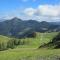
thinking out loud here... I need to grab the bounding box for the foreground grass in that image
[0,32,59,60]
[0,48,60,60]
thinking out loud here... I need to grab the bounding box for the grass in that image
[0,48,60,60]
[17,32,58,48]
[0,32,59,60]
[0,35,10,43]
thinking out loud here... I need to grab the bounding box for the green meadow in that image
[0,32,60,60]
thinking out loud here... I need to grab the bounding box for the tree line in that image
[0,32,36,51]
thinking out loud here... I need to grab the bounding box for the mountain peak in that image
[40,21,49,25]
[11,17,22,21]
[40,21,48,23]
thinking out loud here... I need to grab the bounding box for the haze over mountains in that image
[0,17,60,37]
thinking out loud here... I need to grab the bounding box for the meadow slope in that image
[0,32,60,60]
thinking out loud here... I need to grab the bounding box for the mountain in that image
[49,22,60,25]
[0,17,60,37]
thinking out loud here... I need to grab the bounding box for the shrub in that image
[0,42,7,51]
[26,32,36,38]
[7,39,15,49]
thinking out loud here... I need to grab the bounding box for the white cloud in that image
[38,5,60,17]
[24,5,60,17]
[24,8,36,16]
[2,5,60,22]
[23,5,60,21]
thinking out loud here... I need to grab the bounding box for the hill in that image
[0,32,60,60]
[0,32,58,50]
[39,32,60,49]
[0,35,10,44]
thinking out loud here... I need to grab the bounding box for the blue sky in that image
[0,0,60,11]
[0,0,60,21]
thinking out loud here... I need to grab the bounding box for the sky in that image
[0,0,60,21]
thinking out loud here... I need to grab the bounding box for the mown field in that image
[0,32,60,60]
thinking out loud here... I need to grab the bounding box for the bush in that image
[14,39,20,45]
[26,32,36,38]
[7,39,15,49]
[0,42,7,51]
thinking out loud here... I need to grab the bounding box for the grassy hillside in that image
[17,32,58,48]
[0,32,60,60]
[0,35,10,42]
[0,32,58,48]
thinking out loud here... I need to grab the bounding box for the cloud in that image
[38,5,60,17]
[24,8,36,16]
[2,4,60,22]
[24,5,60,17]
[23,5,60,21]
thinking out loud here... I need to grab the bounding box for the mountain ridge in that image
[0,17,60,37]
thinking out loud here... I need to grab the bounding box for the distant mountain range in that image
[49,22,60,25]
[0,17,60,37]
